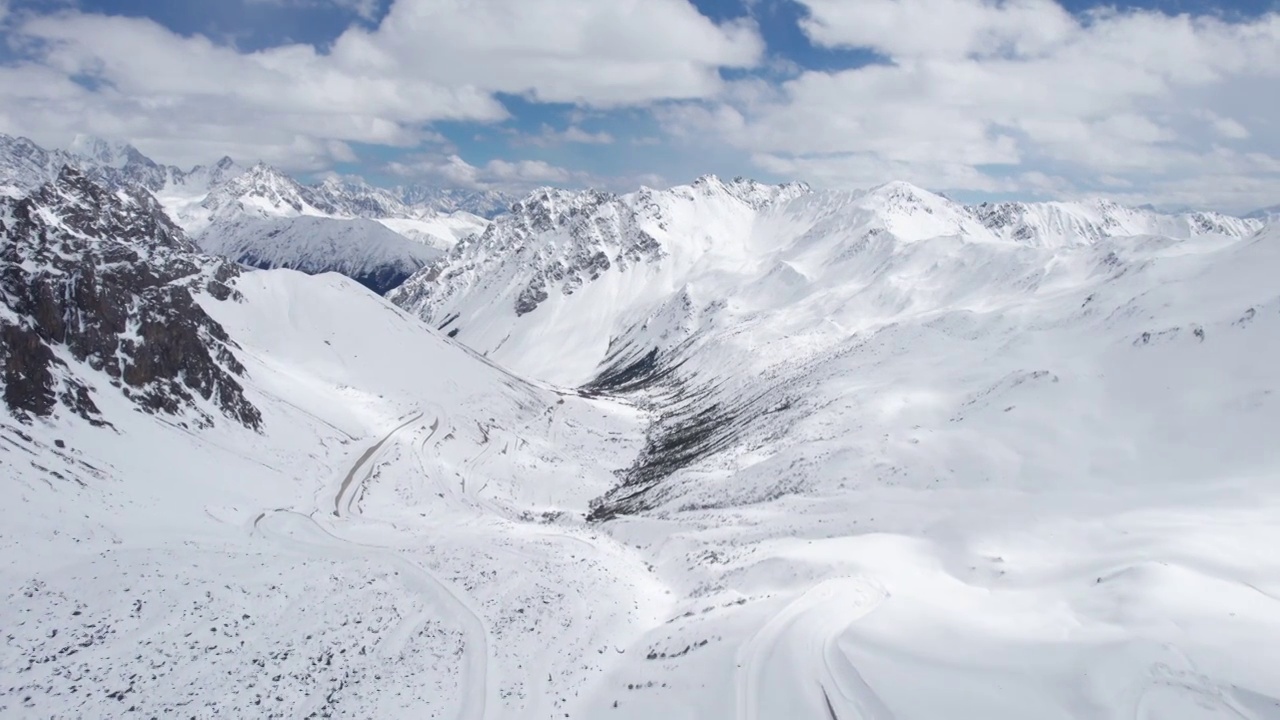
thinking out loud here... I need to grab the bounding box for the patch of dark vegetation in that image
[584,329,835,521]
[587,354,786,521]
[580,348,685,397]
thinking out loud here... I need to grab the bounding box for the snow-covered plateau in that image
[3,168,1279,719]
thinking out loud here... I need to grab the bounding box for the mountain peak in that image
[866,179,935,200]
[68,134,151,169]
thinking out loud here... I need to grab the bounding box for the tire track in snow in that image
[735,577,891,720]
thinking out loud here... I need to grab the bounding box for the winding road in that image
[252,408,494,720]
[333,411,424,517]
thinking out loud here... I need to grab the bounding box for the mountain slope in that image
[391,177,1262,384]
[4,167,1280,719]
[199,215,444,294]
[1,175,658,718]
[0,166,259,429]
[395,178,1280,719]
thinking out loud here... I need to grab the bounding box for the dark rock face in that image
[0,166,261,429]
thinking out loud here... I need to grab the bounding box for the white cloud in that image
[330,0,761,106]
[246,0,383,21]
[664,1,1280,210]
[388,153,581,191]
[486,159,571,184]
[800,0,1076,60]
[386,151,672,194]
[519,124,615,147]
[0,0,761,169]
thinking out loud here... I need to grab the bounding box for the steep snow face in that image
[197,215,443,294]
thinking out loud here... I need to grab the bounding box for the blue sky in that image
[1,0,1278,210]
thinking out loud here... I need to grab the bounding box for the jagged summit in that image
[972,197,1261,246]
[202,162,322,222]
[67,134,153,170]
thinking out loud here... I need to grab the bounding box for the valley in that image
[2,161,1279,718]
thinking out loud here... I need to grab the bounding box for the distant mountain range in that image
[0,134,509,293]
[392,175,1264,385]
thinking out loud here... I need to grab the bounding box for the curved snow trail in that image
[333,411,424,517]
[253,510,492,720]
[735,577,892,720]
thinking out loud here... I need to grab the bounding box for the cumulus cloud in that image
[388,153,580,191]
[387,151,673,195]
[518,124,616,147]
[246,0,384,21]
[666,0,1280,210]
[0,0,760,169]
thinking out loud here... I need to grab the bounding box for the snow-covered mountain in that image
[1,170,647,718]
[0,166,259,428]
[0,134,491,293]
[398,185,517,219]
[974,196,1260,245]
[390,176,1263,383]
[387,175,1280,719]
[187,163,486,292]
[5,167,1280,719]
[200,215,444,294]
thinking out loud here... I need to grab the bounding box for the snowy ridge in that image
[1246,203,1280,223]
[392,177,1261,384]
[190,164,486,293]
[199,215,444,294]
[974,196,1262,246]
